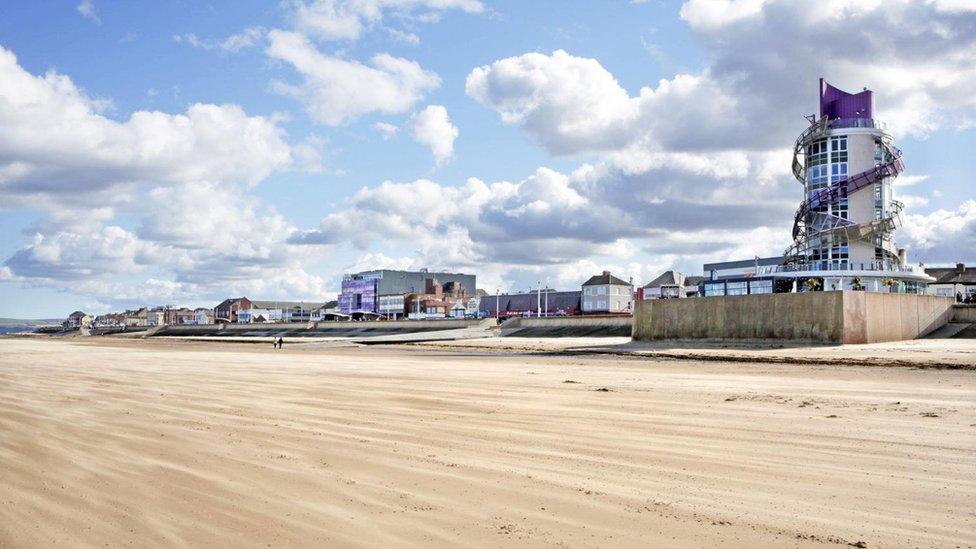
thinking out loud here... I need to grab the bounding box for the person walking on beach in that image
[277,337,284,349]
[272,338,278,349]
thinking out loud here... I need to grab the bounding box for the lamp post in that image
[544,277,550,317]
[537,280,542,318]
[495,288,500,321]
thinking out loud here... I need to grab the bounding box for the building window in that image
[704,283,725,297]
[597,286,607,295]
[807,139,828,167]
[830,136,848,163]
[749,280,772,294]
[726,281,748,296]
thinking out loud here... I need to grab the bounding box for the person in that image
[272,339,277,349]
[277,337,284,349]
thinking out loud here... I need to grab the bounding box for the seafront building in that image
[640,271,705,299]
[926,264,976,300]
[481,289,581,318]
[704,80,934,296]
[63,311,91,329]
[338,269,476,317]
[581,271,633,314]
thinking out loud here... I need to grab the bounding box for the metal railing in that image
[758,261,922,275]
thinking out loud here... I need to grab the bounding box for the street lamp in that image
[536,280,541,318]
[495,288,500,322]
[544,277,550,317]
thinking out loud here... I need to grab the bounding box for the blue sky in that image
[1,0,974,318]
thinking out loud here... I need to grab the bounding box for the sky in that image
[0,0,974,318]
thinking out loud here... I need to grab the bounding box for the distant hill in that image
[0,318,62,327]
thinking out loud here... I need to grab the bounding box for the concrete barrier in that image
[633,292,953,344]
[149,318,487,338]
[501,315,632,337]
[952,305,976,322]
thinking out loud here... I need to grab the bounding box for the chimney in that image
[897,248,907,266]
[957,263,965,273]
[602,270,610,276]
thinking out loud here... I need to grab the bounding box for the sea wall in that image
[151,318,486,338]
[501,315,632,337]
[632,292,953,344]
[952,305,976,322]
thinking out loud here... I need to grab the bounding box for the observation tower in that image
[772,79,933,293]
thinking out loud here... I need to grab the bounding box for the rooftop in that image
[925,264,976,285]
[582,271,631,287]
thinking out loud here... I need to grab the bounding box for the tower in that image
[781,79,932,292]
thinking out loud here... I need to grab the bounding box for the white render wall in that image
[582,284,634,313]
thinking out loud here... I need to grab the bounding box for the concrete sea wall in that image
[633,292,954,344]
[152,318,486,338]
[501,315,632,337]
[952,305,976,322]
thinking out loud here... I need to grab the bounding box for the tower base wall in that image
[632,292,953,344]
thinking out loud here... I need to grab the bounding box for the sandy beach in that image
[1,337,973,547]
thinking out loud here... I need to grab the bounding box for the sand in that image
[412,336,976,369]
[0,338,973,547]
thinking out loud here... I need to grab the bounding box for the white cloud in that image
[374,121,399,139]
[410,105,458,165]
[466,50,639,155]
[76,0,101,24]
[220,26,267,52]
[174,27,267,52]
[901,200,976,263]
[386,28,421,45]
[895,174,930,187]
[266,29,440,125]
[5,226,160,281]
[678,0,765,29]
[0,45,333,308]
[292,0,483,42]
[0,46,291,212]
[469,3,976,157]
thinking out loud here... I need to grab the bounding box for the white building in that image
[581,271,633,314]
[642,271,705,299]
[767,79,933,293]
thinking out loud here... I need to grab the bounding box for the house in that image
[63,311,91,329]
[124,307,149,327]
[926,264,976,301]
[164,307,197,325]
[581,271,633,314]
[403,278,471,320]
[193,308,214,325]
[640,271,706,299]
[147,308,166,326]
[93,312,124,327]
[214,297,251,323]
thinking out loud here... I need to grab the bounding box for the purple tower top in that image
[819,78,873,120]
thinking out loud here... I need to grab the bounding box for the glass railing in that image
[758,261,921,275]
[828,118,887,131]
